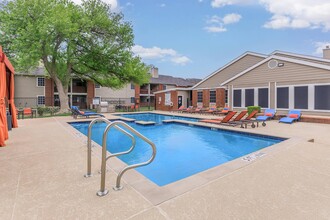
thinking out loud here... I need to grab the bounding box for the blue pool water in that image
[71,121,283,186]
[119,113,199,124]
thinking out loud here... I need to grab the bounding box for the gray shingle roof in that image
[15,66,47,76]
[150,75,201,87]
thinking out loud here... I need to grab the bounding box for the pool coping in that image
[64,113,309,205]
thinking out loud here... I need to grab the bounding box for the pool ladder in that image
[85,118,156,196]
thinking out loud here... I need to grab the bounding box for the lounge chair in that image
[279,110,301,124]
[230,110,259,128]
[256,109,276,126]
[191,107,203,114]
[204,107,217,114]
[172,105,186,113]
[71,106,104,119]
[181,106,194,113]
[214,107,229,115]
[199,111,237,124]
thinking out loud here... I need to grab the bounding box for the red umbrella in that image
[0,46,18,147]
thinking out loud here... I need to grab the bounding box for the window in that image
[258,88,269,108]
[163,85,167,90]
[197,91,203,102]
[37,96,45,105]
[131,97,135,103]
[245,89,254,107]
[277,87,289,109]
[95,83,101,88]
[294,86,308,109]
[225,89,228,104]
[209,90,216,103]
[233,90,242,107]
[37,77,45,87]
[131,83,135,89]
[315,85,330,110]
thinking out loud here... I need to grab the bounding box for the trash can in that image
[7,111,12,131]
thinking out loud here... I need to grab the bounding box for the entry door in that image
[178,96,183,108]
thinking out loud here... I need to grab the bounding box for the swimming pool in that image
[119,113,199,124]
[71,120,283,186]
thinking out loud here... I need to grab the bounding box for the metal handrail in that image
[97,121,156,197]
[85,118,135,178]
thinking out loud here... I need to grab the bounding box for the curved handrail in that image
[85,118,135,177]
[97,121,156,196]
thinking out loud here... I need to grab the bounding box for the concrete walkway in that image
[1,113,330,219]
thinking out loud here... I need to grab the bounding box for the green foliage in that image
[37,106,60,116]
[0,0,150,110]
[247,106,261,115]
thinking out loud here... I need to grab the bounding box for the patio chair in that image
[23,108,33,118]
[199,111,237,124]
[230,110,259,128]
[279,110,301,124]
[256,109,276,126]
[71,106,104,119]
[204,106,217,114]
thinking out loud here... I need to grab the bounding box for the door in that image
[178,96,183,108]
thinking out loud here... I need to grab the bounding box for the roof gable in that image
[192,52,267,89]
[221,55,330,86]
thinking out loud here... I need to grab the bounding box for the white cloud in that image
[72,0,118,9]
[160,3,166,7]
[211,0,254,8]
[198,0,203,2]
[314,42,330,55]
[204,14,241,33]
[223,13,242,24]
[132,45,191,65]
[204,26,227,33]
[260,0,330,31]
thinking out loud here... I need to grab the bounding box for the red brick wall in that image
[192,90,197,107]
[203,89,210,107]
[86,81,94,108]
[216,88,226,107]
[155,91,178,111]
[45,78,54,106]
[135,84,140,104]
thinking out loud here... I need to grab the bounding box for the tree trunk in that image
[53,77,70,113]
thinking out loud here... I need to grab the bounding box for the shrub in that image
[247,106,261,115]
[37,106,47,116]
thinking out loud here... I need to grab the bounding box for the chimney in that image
[323,45,330,59]
[150,66,159,78]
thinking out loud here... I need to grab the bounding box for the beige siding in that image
[95,84,135,99]
[14,75,45,108]
[228,60,330,87]
[194,55,265,89]
[274,53,330,66]
[15,76,44,97]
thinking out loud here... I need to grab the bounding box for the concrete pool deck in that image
[1,111,330,219]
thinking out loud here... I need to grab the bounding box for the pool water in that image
[71,120,283,186]
[119,113,199,124]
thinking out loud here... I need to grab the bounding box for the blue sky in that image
[75,0,330,79]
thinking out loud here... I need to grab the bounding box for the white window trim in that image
[36,77,45,87]
[275,83,330,112]
[233,86,270,109]
[37,95,45,106]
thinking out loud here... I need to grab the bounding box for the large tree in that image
[0,0,149,112]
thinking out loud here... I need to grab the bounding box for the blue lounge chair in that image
[279,110,301,124]
[71,106,104,119]
[256,109,276,126]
